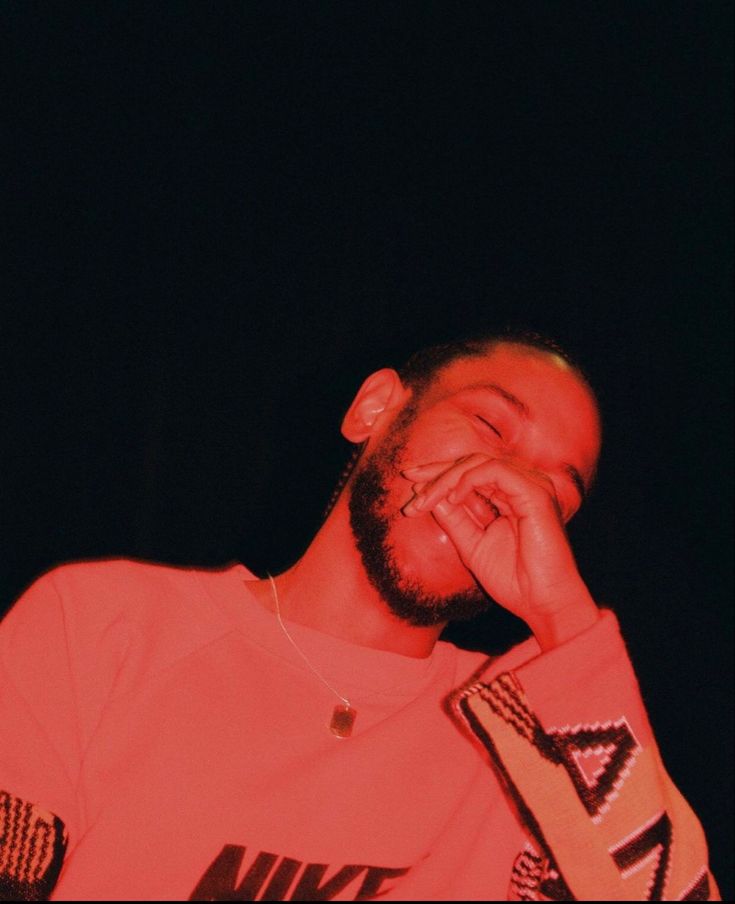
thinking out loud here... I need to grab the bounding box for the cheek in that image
[392,424,477,496]
[391,424,486,514]
[411,419,472,461]
[388,508,474,592]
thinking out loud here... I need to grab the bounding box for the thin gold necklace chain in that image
[267,573,351,710]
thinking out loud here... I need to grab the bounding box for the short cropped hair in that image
[396,327,594,403]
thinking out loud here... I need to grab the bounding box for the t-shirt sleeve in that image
[453,610,720,901]
[0,571,77,899]
[0,562,141,901]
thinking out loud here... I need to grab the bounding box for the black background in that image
[3,2,733,896]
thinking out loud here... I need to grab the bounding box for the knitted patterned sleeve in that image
[453,611,720,902]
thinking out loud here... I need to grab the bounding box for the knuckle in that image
[455,473,472,496]
[456,453,479,466]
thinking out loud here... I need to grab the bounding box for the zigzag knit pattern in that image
[0,790,67,901]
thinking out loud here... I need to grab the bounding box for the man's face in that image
[348,343,602,627]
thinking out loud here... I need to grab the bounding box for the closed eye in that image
[475,415,503,439]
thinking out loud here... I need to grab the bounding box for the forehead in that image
[434,343,590,395]
[424,343,602,468]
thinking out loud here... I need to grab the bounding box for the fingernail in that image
[412,494,426,510]
[435,499,453,516]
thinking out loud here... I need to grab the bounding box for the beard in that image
[347,407,490,627]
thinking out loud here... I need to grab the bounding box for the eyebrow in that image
[461,381,588,504]
[463,382,530,417]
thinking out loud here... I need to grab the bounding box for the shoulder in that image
[8,557,215,626]
[43,555,210,595]
[2,558,238,682]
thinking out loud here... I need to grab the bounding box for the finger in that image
[429,498,486,564]
[405,454,486,514]
[463,490,503,528]
[399,481,427,516]
[401,461,466,517]
[446,459,558,517]
[403,482,503,529]
[409,475,503,528]
[400,461,454,480]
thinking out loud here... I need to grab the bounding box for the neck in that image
[253,498,444,658]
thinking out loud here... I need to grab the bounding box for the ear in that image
[341,368,411,443]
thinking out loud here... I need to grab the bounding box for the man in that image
[0,332,719,900]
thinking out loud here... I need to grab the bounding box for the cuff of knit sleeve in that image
[509,608,655,746]
[456,610,718,902]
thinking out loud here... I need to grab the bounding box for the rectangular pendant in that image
[329,704,356,738]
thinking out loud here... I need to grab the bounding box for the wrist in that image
[528,588,601,652]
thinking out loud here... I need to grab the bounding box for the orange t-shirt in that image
[0,559,718,900]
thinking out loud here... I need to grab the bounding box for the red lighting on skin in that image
[376,345,601,600]
[251,342,602,659]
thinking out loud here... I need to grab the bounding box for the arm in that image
[403,455,719,900]
[0,573,74,900]
[454,612,719,901]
